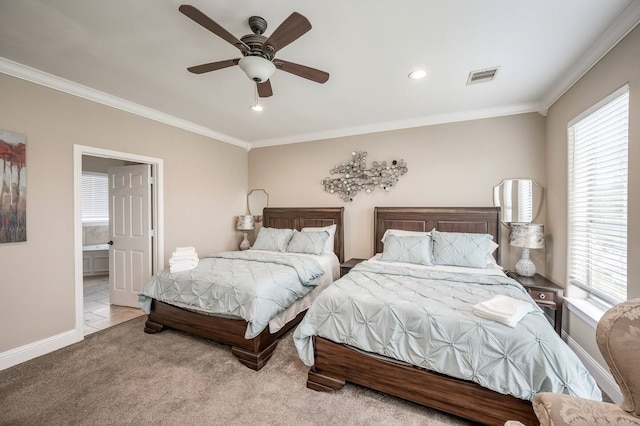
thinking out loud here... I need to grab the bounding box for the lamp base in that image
[515,248,536,277]
[239,232,250,251]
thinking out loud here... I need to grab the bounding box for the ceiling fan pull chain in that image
[251,85,263,112]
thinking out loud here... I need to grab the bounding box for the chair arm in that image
[534,392,640,425]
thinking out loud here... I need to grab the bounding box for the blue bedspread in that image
[293,261,601,401]
[139,250,324,338]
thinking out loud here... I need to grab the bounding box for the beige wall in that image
[0,73,248,352]
[545,25,640,352]
[249,113,547,268]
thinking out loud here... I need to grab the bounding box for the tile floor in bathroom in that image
[83,275,145,335]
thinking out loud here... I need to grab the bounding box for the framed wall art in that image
[0,130,27,243]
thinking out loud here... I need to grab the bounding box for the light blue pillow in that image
[381,235,433,266]
[252,227,295,252]
[431,230,493,268]
[286,231,329,255]
[302,224,336,254]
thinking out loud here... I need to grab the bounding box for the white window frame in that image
[81,172,109,225]
[567,84,629,306]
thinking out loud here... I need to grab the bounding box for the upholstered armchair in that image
[507,298,640,425]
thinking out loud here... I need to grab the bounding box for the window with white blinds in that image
[82,172,109,223]
[568,85,628,304]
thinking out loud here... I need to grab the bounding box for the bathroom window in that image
[82,172,109,224]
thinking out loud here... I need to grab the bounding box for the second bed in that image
[293,207,600,425]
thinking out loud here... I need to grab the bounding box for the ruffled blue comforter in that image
[139,250,324,338]
[293,261,601,401]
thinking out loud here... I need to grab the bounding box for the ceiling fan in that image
[179,4,330,98]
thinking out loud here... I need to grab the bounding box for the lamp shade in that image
[509,224,544,249]
[235,215,255,231]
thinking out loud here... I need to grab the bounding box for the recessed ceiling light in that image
[408,69,427,80]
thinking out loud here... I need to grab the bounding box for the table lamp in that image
[509,224,544,277]
[235,215,255,250]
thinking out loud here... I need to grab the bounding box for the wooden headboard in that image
[263,207,345,263]
[373,207,501,265]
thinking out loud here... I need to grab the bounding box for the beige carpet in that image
[0,316,473,425]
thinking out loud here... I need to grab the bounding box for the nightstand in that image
[506,271,564,335]
[340,258,366,277]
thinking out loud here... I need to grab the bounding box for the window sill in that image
[564,297,608,329]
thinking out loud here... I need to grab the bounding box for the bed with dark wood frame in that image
[144,207,344,371]
[306,207,538,426]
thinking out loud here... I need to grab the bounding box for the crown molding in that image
[3,55,538,151]
[0,57,249,150]
[541,1,640,109]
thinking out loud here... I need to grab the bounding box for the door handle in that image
[107,240,114,245]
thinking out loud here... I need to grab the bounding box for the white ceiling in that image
[1,0,639,149]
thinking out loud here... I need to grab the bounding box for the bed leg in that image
[143,318,165,334]
[307,369,346,391]
[231,340,278,371]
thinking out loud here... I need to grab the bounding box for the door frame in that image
[73,145,164,334]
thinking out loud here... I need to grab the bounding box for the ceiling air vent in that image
[467,67,500,85]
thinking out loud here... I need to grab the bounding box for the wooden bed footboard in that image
[145,300,306,370]
[309,337,537,426]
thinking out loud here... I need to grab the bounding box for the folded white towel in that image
[175,246,196,252]
[169,257,199,266]
[172,246,196,257]
[473,295,534,328]
[169,258,199,273]
[170,254,198,263]
[170,245,199,265]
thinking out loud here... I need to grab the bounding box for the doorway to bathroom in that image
[74,145,164,337]
[81,156,138,334]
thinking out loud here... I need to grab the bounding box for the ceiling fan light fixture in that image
[239,56,276,82]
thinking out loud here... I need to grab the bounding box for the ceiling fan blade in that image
[187,59,240,74]
[274,59,329,83]
[257,80,273,97]
[179,5,249,52]
[263,12,311,55]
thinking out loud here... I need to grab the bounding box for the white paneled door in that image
[108,164,152,307]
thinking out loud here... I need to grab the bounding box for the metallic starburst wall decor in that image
[322,151,408,202]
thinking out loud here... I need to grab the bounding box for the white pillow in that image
[487,240,500,268]
[302,224,336,254]
[381,228,433,244]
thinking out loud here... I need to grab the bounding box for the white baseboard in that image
[563,330,622,404]
[0,329,83,371]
